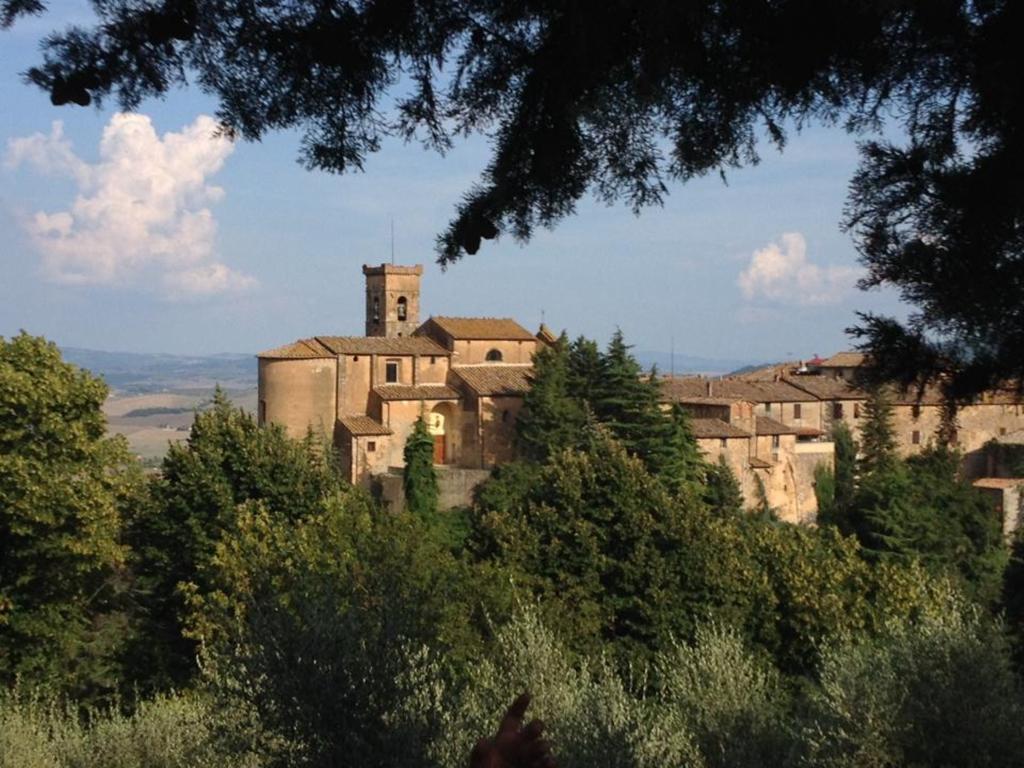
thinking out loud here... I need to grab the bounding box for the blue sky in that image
[0,4,907,362]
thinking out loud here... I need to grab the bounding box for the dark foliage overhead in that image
[6,1,1024,397]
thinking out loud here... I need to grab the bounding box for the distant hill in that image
[61,347,256,394]
[633,349,759,377]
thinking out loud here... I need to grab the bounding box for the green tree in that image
[703,455,744,516]
[813,463,836,523]
[471,427,719,663]
[128,389,345,687]
[851,447,1006,605]
[188,490,501,767]
[858,386,897,477]
[589,330,676,476]
[403,417,438,519]
[515,333,586,462]
[831,421,858,526]
[660,404,708,498]
[566,335,603,404]
[0,333,141,699]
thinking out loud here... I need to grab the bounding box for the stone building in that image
[258,264,540,498]
[665,352,1024,532]
[660,377,832,523]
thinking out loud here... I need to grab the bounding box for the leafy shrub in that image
[393,607,704,768]
[798,604,1024,768]
[0,691,269,768]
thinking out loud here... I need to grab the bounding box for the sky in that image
[0,4,909,363]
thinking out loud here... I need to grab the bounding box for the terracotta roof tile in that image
[784,377,867,401]
[317,336,449,356]
[756,416,801,435]
[818,351,867,368]
[338,415,392,436]
[257,338,334,359]
[453,365,532,395]
[373,384,460,401]
[660,376,811,403]
[691,418,751,439]
[425,316,536,341]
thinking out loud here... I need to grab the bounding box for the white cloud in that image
[5,113,255,298]
[737,232,861,306]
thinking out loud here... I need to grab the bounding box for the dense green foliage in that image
[516,333,587,462]
[0,690,270,768]
[0,333,142,700]
[403,417,439,520]
[4,334,1024,767]
[127,389,346,688]
[516,329,705,496]
[857,386,898,477]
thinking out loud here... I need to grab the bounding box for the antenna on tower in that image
[541,307,546,325]
[390,218,395,265]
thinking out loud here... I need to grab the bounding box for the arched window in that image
[486,348,503,362]
[397,296,408,321]
[372,296,380,323]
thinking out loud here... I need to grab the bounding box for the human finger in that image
[498,692,531,735]
[469,737,495,768]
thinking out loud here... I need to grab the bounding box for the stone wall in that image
[450,338,537,365]
[376,466,493,512]
[258,357,336,439]
[480,395,523,466]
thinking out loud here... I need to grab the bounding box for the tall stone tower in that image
[362,264,423,337]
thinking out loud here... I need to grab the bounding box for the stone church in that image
[257,264,546,489]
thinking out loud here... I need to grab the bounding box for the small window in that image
[385,360,399,383]
[486,348,503,362]
[793,403,802,419]
[720,438,727,449]
[765,402,772,414]
[353,355,359,362]
[853,403,861,418]
[833,403,844,419]
[430,356,436,364]
[912,430,921,445]
[397,296,408,321]
[367,441,376,453]
[912,404,921,419]
[772,435,780,449]
[372,296,380,323]
[1000,427,1007,436]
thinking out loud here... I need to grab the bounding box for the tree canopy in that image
[5,0,1023,398]
[0,332,141,699]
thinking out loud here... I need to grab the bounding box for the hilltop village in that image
[258,264,1024,530]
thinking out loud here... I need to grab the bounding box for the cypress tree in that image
[703,455,744,515]
[858,386,897,476]
[590,330,673,473]
[516,332,586,462]
[567,335,603,404]
[661,403,708,497]
[403,417,439,519]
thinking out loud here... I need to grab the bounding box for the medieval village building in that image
[258,265,1024,532]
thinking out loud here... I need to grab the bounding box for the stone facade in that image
[663,380,833,522]
[363,263,423,338]
[258,265,540,504]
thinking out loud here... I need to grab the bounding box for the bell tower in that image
[362,264,423,337]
